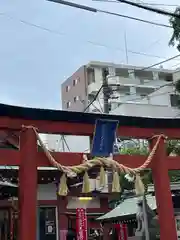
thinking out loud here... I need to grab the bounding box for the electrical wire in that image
[97,96,104,112]
[47,0,172,28]
[129,53,180,73]
[136,2,179,7]
[116,0,180,19]
[83,86,103,112]
[97,8,171,28]
[92,102,103,113]
[0,12,175,62]
[92,0,179,7]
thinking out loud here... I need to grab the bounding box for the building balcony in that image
[108,76,168,88]
[108,76,140,85]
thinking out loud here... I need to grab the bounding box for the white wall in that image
[145,85,173,106]
[94,67,103,84]
[111,102,179,118]
[37,183,57,200]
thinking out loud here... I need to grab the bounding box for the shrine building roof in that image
[97,195,156,222]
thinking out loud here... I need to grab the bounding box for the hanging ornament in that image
[99,166,106,188]
[82,171,91,193]
[134,174,145,196]
[112,171,121,193]
[58,173,68,196]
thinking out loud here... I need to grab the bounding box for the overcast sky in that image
[0,0,180,109]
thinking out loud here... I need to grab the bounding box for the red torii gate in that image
[0,103,179,240]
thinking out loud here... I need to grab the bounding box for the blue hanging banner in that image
[91,119,119,157]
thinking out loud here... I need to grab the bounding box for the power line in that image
[92,102,103,113]
[97,8,171,28]
[133,54,180,72]
[83,86,103,112]
[137,2,179,7]
[92,0,179,7]
[97,96,104,112]
[0,12,175,63]
[49,0,180,19]
[47,0,172,28]
[116,0,180,19]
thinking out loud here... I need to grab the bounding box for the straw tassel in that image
[99,166,106,188]
[134,174,145,196]
[112,171,121,193]
[58,173,68,196]
[82,171,91,193]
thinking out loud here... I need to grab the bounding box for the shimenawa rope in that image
[22,125,166,195]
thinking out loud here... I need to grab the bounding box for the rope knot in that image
[22,125,38,132]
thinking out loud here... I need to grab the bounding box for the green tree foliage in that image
[169,8,180,50]
[119,139,180,188]
[169,8,180,93]
[120,146,148,155]
[167,139,180,155]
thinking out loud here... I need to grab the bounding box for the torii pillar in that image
[19,127,38,240]
[151,136,177,240]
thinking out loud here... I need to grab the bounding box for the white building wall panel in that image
[37,184,57,200]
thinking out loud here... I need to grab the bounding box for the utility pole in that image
[102,68,109,114]
[102,68,115,194]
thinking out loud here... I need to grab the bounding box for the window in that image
[77,77,80,83]
[165,74,173,82]
[170,94,180,107]
[87,68,95,85]
[74,96,79,102]
[73,78,79,86]
[66,101,71,108]
[140,94,147,98]
[66,85,70,92]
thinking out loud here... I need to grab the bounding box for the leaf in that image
[169,7,180,50]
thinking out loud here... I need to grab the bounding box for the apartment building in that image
[61,61,174,113]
